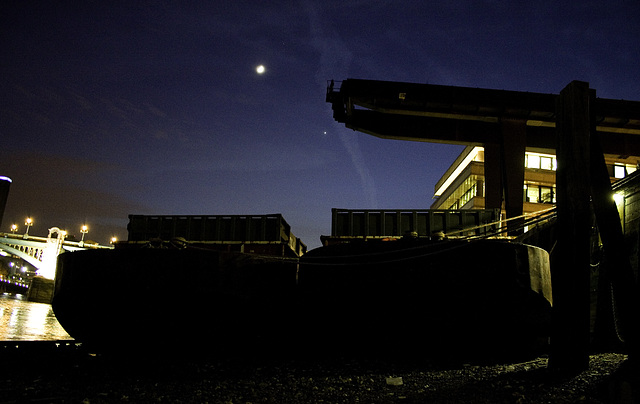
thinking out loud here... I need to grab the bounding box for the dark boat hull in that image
[52,239,552,359]
[297,239,552,358]
[52,248,299,352]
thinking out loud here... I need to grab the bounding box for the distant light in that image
[24,218,33,238]
[256,65,266,74]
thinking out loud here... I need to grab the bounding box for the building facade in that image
[431,146,640,218]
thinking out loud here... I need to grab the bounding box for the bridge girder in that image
[0,235,112,272]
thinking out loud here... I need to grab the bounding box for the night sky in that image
[1,1,639,249]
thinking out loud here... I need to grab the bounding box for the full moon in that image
[256,65,266,74]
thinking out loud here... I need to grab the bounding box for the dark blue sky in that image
[1,1,639,248]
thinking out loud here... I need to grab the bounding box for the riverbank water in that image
[0,293,71,341]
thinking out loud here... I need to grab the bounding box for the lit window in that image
[526,155,540,169]
[614,165,626,179]
[540,187,553,203]
[526,185,539,203]
[540,157,553,170]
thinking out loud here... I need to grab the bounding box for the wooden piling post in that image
[549,81,592,372]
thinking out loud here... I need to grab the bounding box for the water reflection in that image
[0,293,72,341]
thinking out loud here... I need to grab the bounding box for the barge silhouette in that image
[52,236,552,358]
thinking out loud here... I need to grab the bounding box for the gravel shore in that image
[1,342,637,403]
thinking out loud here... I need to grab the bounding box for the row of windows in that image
[437,175,481,211]
[438,158,635,209]
[524,185,556,204]
[525,154,556,170]
[608,164,637,179]
[527,162,636,178]
[446,182,555,209]
[524,153,636,180]
[448,183,478,210]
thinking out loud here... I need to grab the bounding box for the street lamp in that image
[80,224,88,246]
[110,236,117,244]
[24,218,33,239]
[10,224,18,234]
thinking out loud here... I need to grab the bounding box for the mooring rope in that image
[301,207,558,266]
[447,206,557,239]
[461,207,557,241]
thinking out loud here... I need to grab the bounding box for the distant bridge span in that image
[0,233,112,271]
[0,237,45,269]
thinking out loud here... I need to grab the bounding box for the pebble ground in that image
[1,342,638,403]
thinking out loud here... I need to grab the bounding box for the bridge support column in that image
[501,118,526,236]
[483,119,526,236]
[484,142,502,212]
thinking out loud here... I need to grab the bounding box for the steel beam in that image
[328,79,640,156]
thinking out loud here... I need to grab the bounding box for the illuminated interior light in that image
[613,192,624,207]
